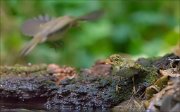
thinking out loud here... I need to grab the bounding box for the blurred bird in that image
[20,10,103,56]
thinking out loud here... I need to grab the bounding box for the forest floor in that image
[0,53,179,112]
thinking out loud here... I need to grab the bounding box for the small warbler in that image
[20,10,103,56]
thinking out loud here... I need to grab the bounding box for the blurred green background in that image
[0,0,179,68]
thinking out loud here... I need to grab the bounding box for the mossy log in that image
[0,54,178,111]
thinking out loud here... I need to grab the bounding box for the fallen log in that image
[0,54,178,111]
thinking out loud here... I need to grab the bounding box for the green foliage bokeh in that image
[0,0,179,67]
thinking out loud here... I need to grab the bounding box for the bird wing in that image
[41,16,75,35]
[21,14,53,36]
[20,36,46,56]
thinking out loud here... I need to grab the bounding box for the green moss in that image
[0,64,48,77]
[143,67,159,84]
[154,75,169,89]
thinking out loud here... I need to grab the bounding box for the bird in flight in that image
[20,10,103,56]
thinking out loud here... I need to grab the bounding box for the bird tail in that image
[20,36,43,56]
[78,10,104,21]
